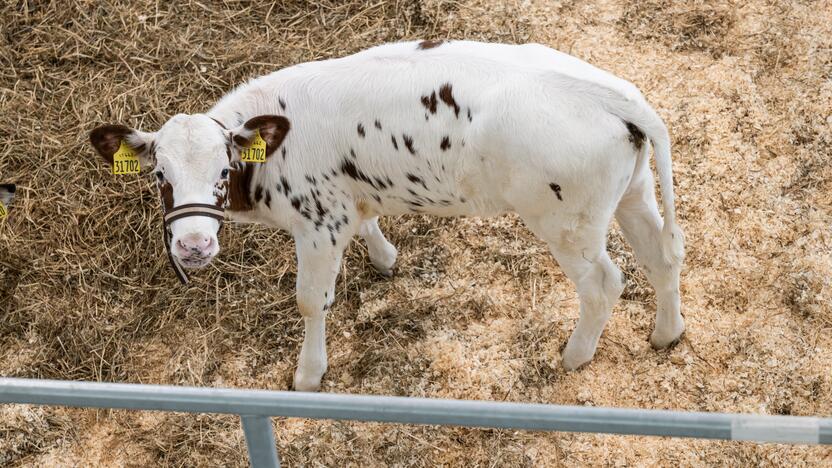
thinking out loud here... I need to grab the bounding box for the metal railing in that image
[1,377,829,467]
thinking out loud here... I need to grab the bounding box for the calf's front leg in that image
[292,234,344,392]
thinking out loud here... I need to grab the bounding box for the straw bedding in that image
[0,0,830,465]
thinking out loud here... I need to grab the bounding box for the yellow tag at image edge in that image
[113,140,141,175]
[241,130,267,163]
[0,201,6,219]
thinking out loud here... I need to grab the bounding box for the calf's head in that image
[90,113,289,269]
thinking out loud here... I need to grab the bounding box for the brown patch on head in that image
[227,162,255,212]
[625,121,645,150]
[158,181,174,212]
[214,179,228,208]
[438,84,460,117]
[417,39,444,50]
[421,91,437,114]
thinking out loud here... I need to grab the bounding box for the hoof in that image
[293,371,323,392]
[562,358,591,372]
[561,342,595,371]
[373,265,395,278]
[651,334,683,351]
[369,244,397,277]
[650,325,685,350]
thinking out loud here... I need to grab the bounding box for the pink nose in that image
[176,233,213,256]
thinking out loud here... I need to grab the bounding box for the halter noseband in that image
[162,203,225,284]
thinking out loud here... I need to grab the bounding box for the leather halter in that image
[160,115,229,284]
[161,203,225,284]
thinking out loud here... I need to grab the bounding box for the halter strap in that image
[161,202,226,284]
[165,203,225,224]
[209,116,227,129]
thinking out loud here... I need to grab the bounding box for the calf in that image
[90,40,685,391]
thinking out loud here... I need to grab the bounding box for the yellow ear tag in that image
[0,201,6,219]
[113,140,141,175]
[240,130,267,163]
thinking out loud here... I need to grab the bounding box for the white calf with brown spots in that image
[89,40,685,391]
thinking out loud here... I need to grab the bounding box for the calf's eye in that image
[155,171,165,182]
[220,168,230,179]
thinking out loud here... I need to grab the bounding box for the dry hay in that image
[1,0,831,466]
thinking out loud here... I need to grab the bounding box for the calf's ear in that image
[89,124,157,168]
[229,115,290,161]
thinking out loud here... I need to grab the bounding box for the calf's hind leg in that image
[359,216,397,276]
[615,164,684,348]
[524,213,624,370]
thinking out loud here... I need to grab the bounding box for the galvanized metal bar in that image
[240,415,280,468]
[0,378,829,445]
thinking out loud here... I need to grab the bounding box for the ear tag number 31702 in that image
[240,130,267,163]
[113,140,141,175]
